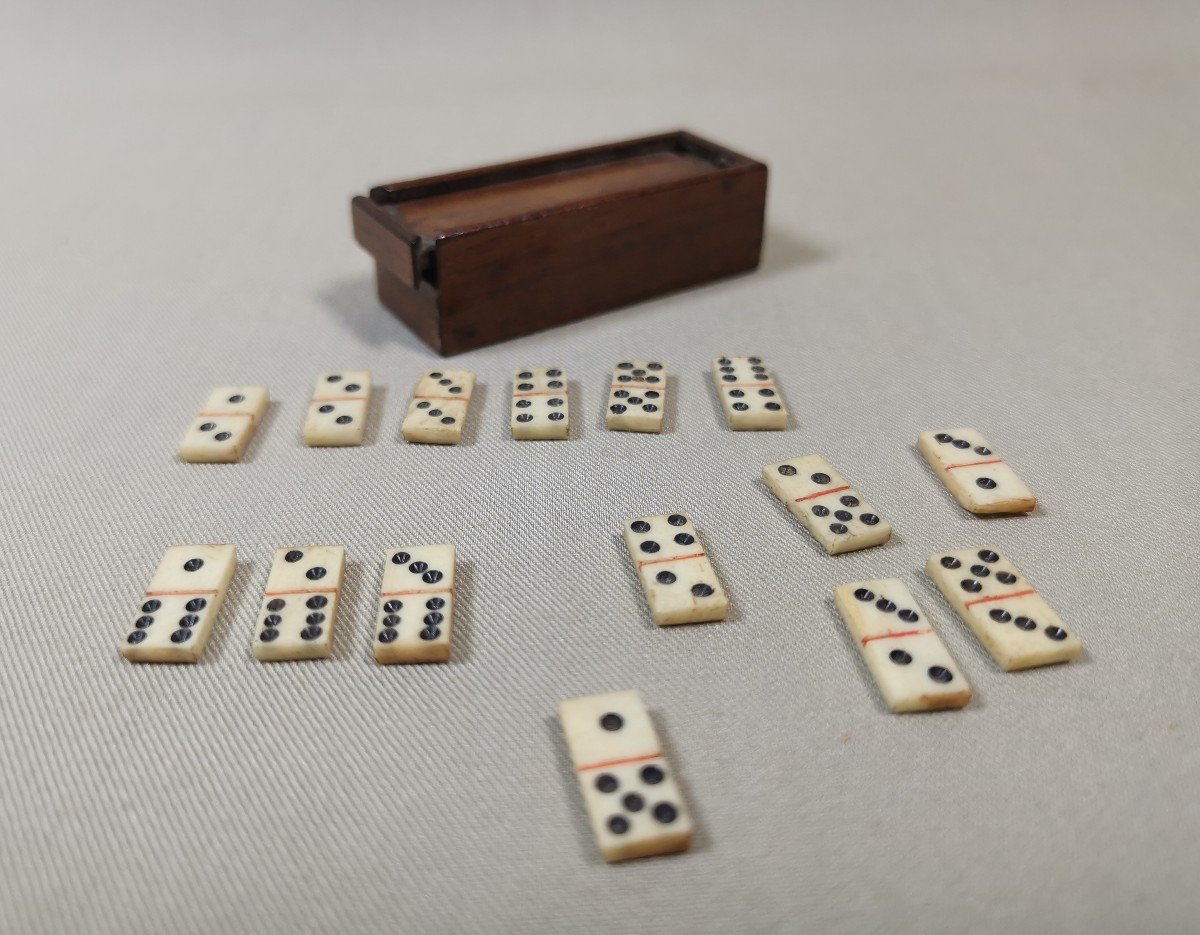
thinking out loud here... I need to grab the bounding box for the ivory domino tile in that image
[120,544,236,663]
[834,578,972,713]
[511,367,569,440]
[605,360,666,433]
[179,386,268,462]
[925,547,1083,671]
[711,355,787,429]
[252,546,345,661]
[763,453,891,554]
[918,427,1036,514]
[559,689,693,862]
[303,370,371,446]
[402,369,475,444]
[374,545,456,663]
[622,513,728,626]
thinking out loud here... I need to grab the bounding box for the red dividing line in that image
[145,589,219,597]
[861,628,931,646]
[722,381,775,388]
[610,383,661,391]
[513,391,562,398]
[415,396,470,404]
[197,411,253,419]
[265,587,339,597]
[380,587,450,598]
[795,484,851,503]
[944,458,1003,471]
[311,396,368,402]
[965,588,1036,609]
[577,752,662,773]
[638,551,705,569]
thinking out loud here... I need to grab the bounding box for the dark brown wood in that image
[353,204,420,288]
[351,130,768,355]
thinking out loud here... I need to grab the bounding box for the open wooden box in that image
[351,130,768,356]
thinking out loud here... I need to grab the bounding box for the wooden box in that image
[351,131,768,355]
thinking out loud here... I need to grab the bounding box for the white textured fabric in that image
[2,2,1198,932]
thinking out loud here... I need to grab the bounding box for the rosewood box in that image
[350,130,768,355]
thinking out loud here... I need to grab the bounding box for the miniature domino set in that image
[177,358,798,458]
[711,355,788,429]
[179,386,268,462]
[763,453,891,554]
[833,579,972,713]
[917,428,1037,514]
[925,547,1082,670]
[121,544,237,662]
[511,367,569,439]
[607,360,668,432]
[253,546,346,661]
[559,690,693,862]
[402,369,475,444]
[304,371,371,446]
[374,545,457,664]
[151,356,1081,863]
[623,513,728,626]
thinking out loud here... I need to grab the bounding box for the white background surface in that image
[2,2,1198,932]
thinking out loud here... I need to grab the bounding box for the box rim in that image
[355,129,768,245]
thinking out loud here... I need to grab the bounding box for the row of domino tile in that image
[122,496,1080,686]
[121,544,458,665]
[120,532,1079,679]
[177,356,789,461]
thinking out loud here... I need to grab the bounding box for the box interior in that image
[374,137,741,240]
